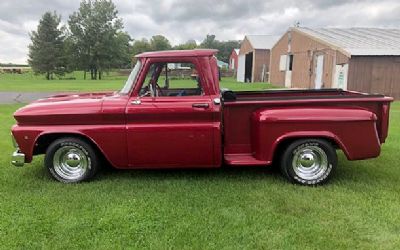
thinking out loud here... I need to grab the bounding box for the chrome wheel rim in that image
[292,145,328,181]
[53,146,90,180]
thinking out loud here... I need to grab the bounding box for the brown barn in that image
[237,35,279,83]
[270,27,400,99]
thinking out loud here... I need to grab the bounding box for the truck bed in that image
[228,88,386,102]
[222,89,393,165]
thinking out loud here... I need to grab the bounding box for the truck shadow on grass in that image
[97,164,283,183]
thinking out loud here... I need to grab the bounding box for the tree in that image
[131,38,151,56]
[217,40,240,63]
[68,0,125,80]
[199,34,240,63]
[28,11,66,80]
[200,34,220,50]
[150,35,172,51]
[174,39,198,50]
[110,32,132,69]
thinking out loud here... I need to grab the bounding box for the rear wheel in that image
[45,137,100,183]
[280,139,337,185]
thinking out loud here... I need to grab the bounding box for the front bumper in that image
[11,133,25,167]
[11,149,25,167]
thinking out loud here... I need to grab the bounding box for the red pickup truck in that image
[11,49,393,185]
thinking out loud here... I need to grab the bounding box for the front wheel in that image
[44,137,100,183]
[280,139,337,186]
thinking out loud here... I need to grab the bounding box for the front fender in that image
[11,124,127,168]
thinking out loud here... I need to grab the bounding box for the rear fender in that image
[251,107,381,163]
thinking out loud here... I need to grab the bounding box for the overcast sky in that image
[1,0,400,64]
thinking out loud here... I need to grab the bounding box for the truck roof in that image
[135,49,218,58]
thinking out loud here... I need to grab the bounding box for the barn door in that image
[285,54,293,88]
[285,71,292,88]
[314,55,324,89]
[237,54,245,82]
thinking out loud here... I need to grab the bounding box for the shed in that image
[229,49,239,70]
[270,27,400,99]
[237,35,280,83]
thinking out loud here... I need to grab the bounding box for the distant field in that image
[0,71,278,92]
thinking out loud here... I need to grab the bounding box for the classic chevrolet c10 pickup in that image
[11,49,393,185]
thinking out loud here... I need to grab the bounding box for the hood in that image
[34,91,115,103]
[14,91,116,125]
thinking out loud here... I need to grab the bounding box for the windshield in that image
[120,60,142,94]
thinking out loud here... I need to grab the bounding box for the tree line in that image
[28,0,240,80]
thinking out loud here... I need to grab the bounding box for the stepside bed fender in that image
[251,107,381,163]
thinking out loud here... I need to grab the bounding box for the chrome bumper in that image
[11,133,25,167]
[12,149,25,167]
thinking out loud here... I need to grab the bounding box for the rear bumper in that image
[11,149,25,167]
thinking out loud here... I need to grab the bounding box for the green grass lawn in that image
[0,103,399,249]
[0,72,276,92]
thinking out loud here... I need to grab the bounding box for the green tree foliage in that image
[131,38,152,56]
[174,39,198,50]
[28,12,67,80]
[111,32,133,69]
[131,36,172,62]
[200,34,240,63]
[150,35,172,51]
[68,0,129,80]
[200,34,219,49]
[217,40,241,63]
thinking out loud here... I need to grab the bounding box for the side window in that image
[140,62,204,97]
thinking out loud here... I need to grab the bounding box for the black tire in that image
[44,137,100,183]
[280,139,337,186]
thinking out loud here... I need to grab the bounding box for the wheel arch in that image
[270,132,349,164]
[34,132,111,165]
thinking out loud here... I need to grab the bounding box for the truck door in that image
[125,59,221,168]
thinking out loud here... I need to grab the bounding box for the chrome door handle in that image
[192,103,209,108]
[131,99,141,105]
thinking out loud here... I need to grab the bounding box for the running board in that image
[224,154,268,166]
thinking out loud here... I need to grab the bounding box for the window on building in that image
[279,55,287,71]
[279,54,293,71]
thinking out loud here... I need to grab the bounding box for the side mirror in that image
[140,90,151,98]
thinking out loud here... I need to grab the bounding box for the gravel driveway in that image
[0,92,61,104]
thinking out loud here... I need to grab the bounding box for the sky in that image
[1,0,400,64]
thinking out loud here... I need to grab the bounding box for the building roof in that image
[136,49,218,58]
[294,27,400,56]
[245,35,280,50]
